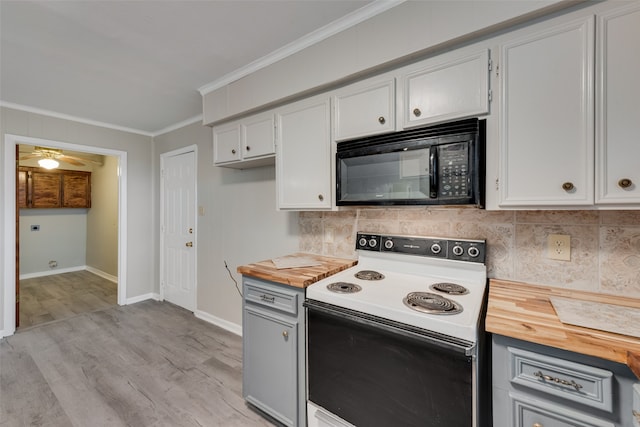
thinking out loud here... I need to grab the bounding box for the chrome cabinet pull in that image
[282,330,289,338]
[318,194,324,201]
[533,423,543,427]
[246,145,251,151]
[260,294,275,303]
[378,116,386,125]
[618,178,632,189]
[413,108,422,117]
[562,182,575,192]
[231,149,236,155]
[533,370,583,391]
[185,242,193,247]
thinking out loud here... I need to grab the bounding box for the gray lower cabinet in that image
[493,335,637,427]
[242,276,306,427]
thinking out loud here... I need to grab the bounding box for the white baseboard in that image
[195,310,242,337]
[126,293,160,305]
[85,266,118,283]
[19,265,86,280]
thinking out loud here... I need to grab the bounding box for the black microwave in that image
[336,118,485,207]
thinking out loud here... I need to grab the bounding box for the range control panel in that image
[356,232,486,264]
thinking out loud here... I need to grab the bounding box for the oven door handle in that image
[305,299,476,357]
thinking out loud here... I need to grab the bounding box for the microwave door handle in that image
[429,146,438,198]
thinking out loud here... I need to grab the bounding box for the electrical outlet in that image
[547,234,571,261]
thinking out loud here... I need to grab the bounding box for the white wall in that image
[153,122,299,329]
[86,155,119,277]
[19,209,87,275]
[0,106,154,334]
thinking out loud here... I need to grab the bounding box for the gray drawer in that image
[244,280,298,316]
[510,392,614,427]
[508,346,613,411]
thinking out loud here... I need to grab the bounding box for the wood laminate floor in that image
[0,300,276,427]
[19,271,118,329]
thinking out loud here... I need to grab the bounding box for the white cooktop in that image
[306,250,487,343]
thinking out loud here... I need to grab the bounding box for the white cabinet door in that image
[213,112,276,168]
[242,112,275,160]
[498,16,595,207]
[596,3,640,205]
[213,122,241,164]
[402,49,490,128]
[333,76,395,141]
[276,96,332,210]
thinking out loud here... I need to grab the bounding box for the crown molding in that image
[198,0,405,96]
[151,114,203,137]
[0,101,154,137]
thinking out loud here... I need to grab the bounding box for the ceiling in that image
[0,0,388,136]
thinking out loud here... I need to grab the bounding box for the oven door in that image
[306,300,476,427]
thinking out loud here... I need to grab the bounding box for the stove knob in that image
[430,243,442,254]
[368,238,378,248]
[468,246,480,258]
[358,237,367,247]
[384,240,394,249]
[452,245,464,256]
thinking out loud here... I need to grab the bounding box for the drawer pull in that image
[533,370,583,391]
[260,294,275,303]
[533,423,543,427]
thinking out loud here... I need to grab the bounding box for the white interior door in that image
[161,149,197,311]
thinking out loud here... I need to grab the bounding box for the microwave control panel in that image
[438,142,470,199]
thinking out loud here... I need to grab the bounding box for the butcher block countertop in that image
[486,279,640,380]
[237,253,357,289]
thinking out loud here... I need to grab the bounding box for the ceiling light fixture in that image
[38,158,59,169]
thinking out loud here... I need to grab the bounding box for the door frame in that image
[2,134,128,337]
[159,145,198,311]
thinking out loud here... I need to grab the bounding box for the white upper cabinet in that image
[333,76,395,141]
[596,3,640,205]
[213,111,275,169]
[213,122,241,164]
[497,15,595,207]
[402,49,490,129]
[276,95,332,210]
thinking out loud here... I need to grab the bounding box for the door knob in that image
[185,242,193,247]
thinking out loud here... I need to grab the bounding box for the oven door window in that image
[337,147,431,203]
[307,305,473,427]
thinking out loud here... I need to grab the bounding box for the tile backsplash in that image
[299,208,640,297]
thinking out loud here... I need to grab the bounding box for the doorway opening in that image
[17,144,119,329]
[2,134,128,337]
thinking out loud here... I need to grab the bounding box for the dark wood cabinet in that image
[18,167,91,209]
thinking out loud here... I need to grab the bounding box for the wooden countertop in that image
[237,253,357,289]
[486,279,640,380]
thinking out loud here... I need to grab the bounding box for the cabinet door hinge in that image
[495,62,500,78]
[488,90,493,102]
[495,178,500,191]
[488,58,493,72]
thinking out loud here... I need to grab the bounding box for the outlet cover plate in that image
[547,234,571,261]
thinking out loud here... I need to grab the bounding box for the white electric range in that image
[305,232,489,427]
